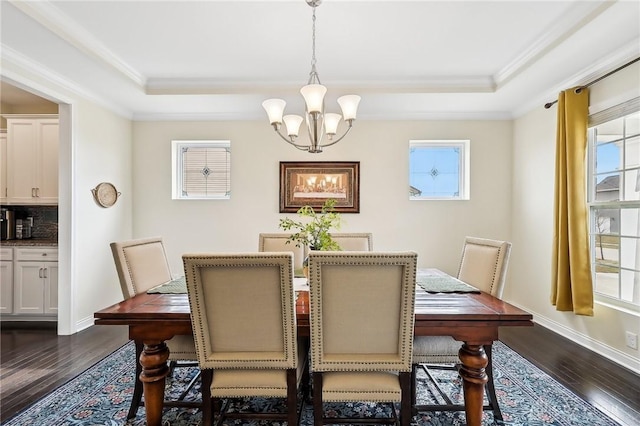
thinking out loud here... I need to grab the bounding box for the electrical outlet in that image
[625,331,638,350]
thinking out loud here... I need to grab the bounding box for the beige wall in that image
[509,62,640,373]
[72,100,133,328]
[132,120,512,279]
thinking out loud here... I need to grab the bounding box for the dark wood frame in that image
[279,161,360,213]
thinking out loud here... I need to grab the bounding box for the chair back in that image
[329,232,373,251]
[110,236,172,298]
[457,236,512,297]
[259,233,305,273]
[183,252,298,370]
[308,251,417,372]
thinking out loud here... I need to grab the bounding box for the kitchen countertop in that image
[1,239,58,247]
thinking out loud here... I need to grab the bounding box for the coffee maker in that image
[1,208,16,240]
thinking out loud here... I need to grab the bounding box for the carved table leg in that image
[458,343,488,426]
[139,341,170,426]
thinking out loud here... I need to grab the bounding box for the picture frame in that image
[279,161,360,213]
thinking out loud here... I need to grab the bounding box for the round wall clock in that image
[92,182,121,208]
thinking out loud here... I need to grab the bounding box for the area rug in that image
[3,341,620,426]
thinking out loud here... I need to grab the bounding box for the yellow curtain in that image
[551,87,594,316]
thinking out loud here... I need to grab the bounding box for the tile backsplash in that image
[2,205,58,240]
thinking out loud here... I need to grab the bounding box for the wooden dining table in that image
[94,269,533,426]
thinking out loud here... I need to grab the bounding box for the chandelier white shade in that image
[262,0,361,153]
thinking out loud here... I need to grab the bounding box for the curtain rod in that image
[544,57,640,109]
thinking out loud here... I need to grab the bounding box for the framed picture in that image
[280,161,360,213]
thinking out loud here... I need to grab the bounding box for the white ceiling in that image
[1,0,639,121]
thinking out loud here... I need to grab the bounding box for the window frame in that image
[587,100,640,313]
[171,139,231,200]
[409,139,470,201]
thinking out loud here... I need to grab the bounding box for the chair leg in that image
[399,371,412,426]
[484,344,503,421]
[286,369,298,426]
[127,341,144,420]
[312,372,323,426]
[200,369,213,426]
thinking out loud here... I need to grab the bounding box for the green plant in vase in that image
[279,199,342,277]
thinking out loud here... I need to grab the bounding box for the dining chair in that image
[182,252,307,426]
[110,237,200,419]
[328,232,373,251]
[259,232,305,276]
[308,251,417,426]
[411,236,512,421]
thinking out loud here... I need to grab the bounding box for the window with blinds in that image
[171,140,230,200]
[587,98,640,311]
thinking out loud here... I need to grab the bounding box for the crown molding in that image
[512,39,640,118]
[145,76,497,96]
[493,0,614,89]
[1,44,132,119]
[133,109,512,122]
[8,0,146,89]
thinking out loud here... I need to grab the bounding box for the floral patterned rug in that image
[4,341,621,426]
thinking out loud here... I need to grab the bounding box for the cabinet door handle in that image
[43,267,48,278]
[32,188,37,197]
[39,267,43,278]
[36,188,40,197]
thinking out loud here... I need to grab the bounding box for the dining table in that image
[94,269,533,426]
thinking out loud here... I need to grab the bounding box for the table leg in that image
[138,341,170,426]
[458,343,488,426]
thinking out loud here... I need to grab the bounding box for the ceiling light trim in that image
[9,0,146,89]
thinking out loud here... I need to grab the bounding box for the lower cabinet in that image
[11,247,58,316]
[0,248,13,313]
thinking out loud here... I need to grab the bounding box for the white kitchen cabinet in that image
[4,115,59,205]
[0,247,13,314]
[0,130,7,203]
[13,247,58,315]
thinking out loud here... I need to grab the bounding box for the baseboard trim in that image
[75,315,95,333]
[508,303,640,375]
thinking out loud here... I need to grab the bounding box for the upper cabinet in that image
[3,115,59,205]
[0,130,7,204]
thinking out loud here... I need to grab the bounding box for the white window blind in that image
[172,140,230,200]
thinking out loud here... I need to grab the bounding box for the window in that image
[409,140,470,200]
[587,99,640,310]
[171,140,230,200]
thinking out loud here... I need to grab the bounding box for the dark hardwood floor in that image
[500,325,640,426]
[1,322,638,425]
[0,321,130,423]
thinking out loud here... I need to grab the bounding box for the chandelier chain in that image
[309,5,320,84]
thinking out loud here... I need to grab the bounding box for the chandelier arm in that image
[273,127,311,151]
[317,121,354,148]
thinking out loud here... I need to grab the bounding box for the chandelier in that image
[262,0,361,153]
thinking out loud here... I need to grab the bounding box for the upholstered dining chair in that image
[182,252,307,426]
[411,236,512,421]
[308,251,417,426]
[328,232,373,251]
[259,232,305,276]
[110,237,199,419]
